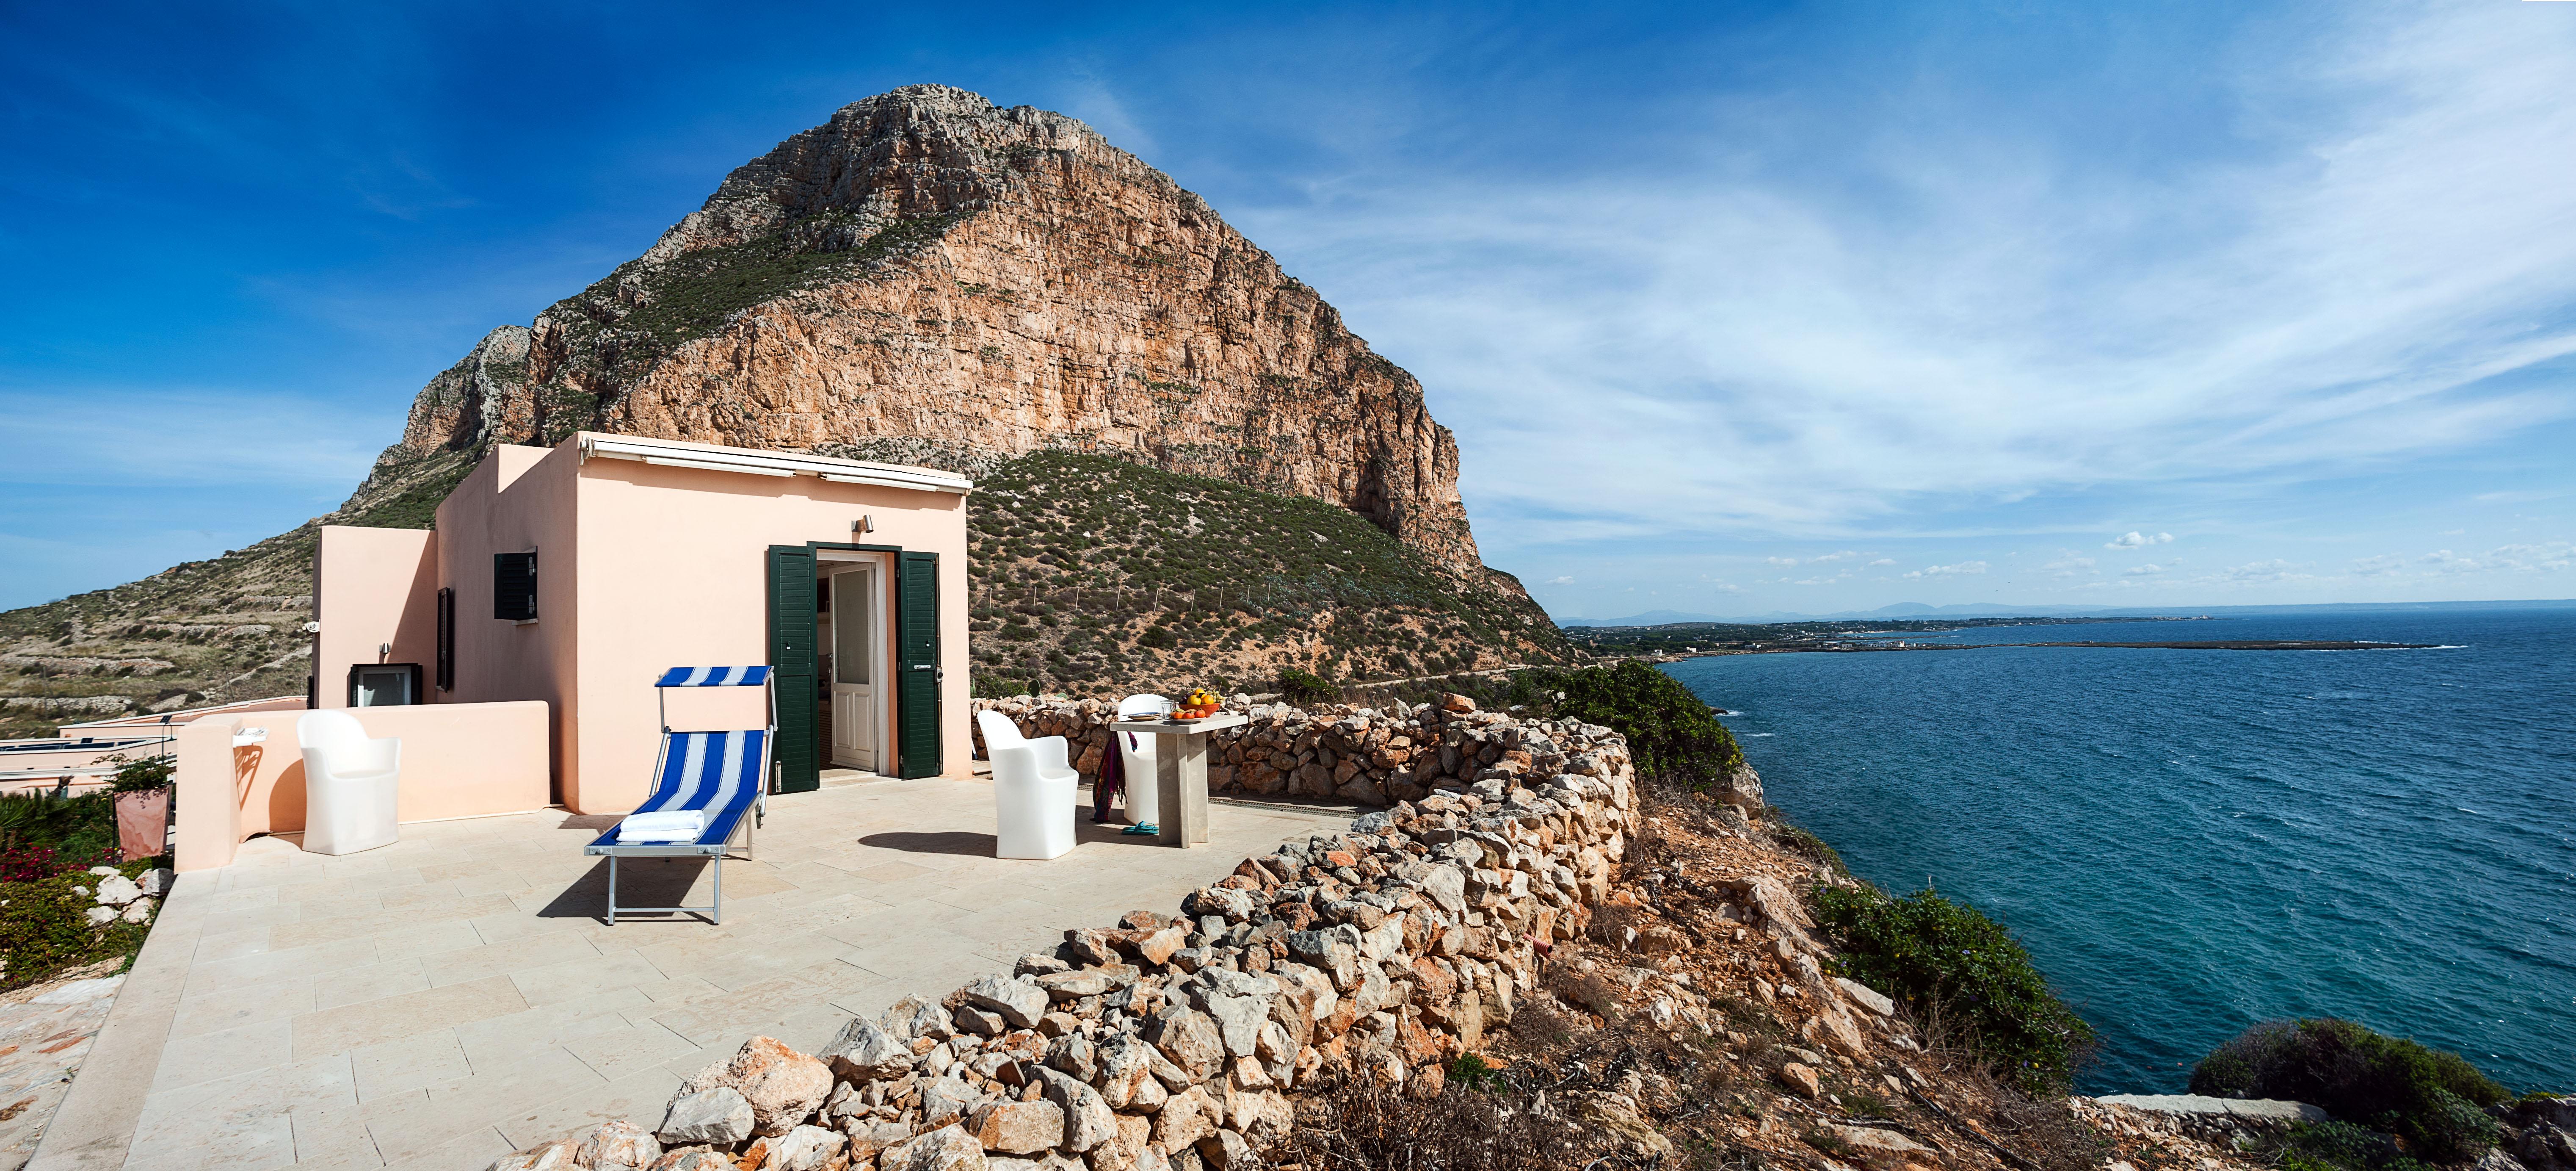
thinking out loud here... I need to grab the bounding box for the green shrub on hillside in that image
[2190,1018,2507,1163]
[2268,1120,2432,1171]
[1810,884,2093,1093]
[962,451,1565,696]
[1276,666,1338,704]
[1506,661,1744,786]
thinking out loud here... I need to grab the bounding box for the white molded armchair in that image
[977,710,1076,860]
[295,709,401,855]
[1115,694,1170,825]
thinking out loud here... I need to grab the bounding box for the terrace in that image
[31,774,1352,1171]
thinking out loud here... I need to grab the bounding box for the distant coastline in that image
[1672,637,2441,659]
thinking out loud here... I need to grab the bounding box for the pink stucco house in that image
[311,432,975,816]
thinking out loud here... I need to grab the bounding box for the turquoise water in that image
[1661,609,2576,1094]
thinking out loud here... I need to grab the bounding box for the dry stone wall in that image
[483,704,1645,1171]
[970,693,1617,808]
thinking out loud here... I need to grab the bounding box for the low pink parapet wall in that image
[174,700,552,872]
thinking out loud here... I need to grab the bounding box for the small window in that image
[348,663,421,706]
[494,551,538,622]
[435,587,455,691]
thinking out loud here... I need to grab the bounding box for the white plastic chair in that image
[295,709,401,855]
[977,711,1076,860]
[1115,694,1171,825]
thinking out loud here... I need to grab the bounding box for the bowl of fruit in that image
[1172,688,1223,720]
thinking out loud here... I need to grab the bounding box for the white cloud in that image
[2122,563,2166,576]
[2344,540,2570,580]
[2220,559,2311,582]
[2105,531,2175,550]
[1544,575,1574,585]
[2043,554,2100,578]
[1866,557,1895,566]
[1251,2,2576,550]
[1764,556,1799,566]
[1903,560,1988,579]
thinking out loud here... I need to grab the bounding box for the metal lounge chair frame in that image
[583,666,776,924]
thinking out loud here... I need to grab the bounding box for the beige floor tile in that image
[201,903,305,939]
[171,980,320,1040]
[130,1051,355,1169]
[416,932,601,988]
[451,989,654,1072]
[186,935,382,995]
[292,976,528,1059]
[367,919,487,963]
[148,1016,295,1095]
[559,1019,703,1083]
[271,895,518,952]
[291,1101,385,1168]
[493,1062,685,1153]
[357,1047,601,1165]
[377,883,474,910]
[351,1031,473,1104]
[375,1124,512,1171]
[505,950,666,1009]
[313,959,434,1011]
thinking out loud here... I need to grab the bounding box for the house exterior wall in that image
[310,434,974,817]
[432,443,583,802]
[564,446,973,812]
[312,526,439,709]
[171,700,552,872]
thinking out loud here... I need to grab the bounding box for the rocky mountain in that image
[1,85,1556,732]
[379,83,1495,579]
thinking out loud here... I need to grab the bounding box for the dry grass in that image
[1268,1070,1618,1171]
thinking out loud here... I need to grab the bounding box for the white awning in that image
[578,435,973,494]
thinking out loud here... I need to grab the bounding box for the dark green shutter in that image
[895,550,942,778]
[767,545,819,793]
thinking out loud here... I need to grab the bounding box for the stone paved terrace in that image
[31,777,1355,1171]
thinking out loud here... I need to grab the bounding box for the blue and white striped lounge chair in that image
[583,666,776,924]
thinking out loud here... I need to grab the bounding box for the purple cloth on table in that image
[1093,731,1127,823]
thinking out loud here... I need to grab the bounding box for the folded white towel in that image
[618,810,706,842]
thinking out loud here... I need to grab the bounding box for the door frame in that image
[819,551,892,775]
[800,542,912,780]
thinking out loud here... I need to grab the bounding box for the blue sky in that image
[3,1,2571,619]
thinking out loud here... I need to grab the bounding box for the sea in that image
[1660,607,2576,1095]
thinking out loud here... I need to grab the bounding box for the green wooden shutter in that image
[767,545,820,793]
[895,550,942,778]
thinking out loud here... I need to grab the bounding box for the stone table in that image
[1108,711,1248,849]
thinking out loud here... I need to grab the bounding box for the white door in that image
[828,564,879,770]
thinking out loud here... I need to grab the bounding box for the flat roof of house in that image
[576,434,974,495]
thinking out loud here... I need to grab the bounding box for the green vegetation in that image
[347,453,475,530]
[1810,883,2094,1093]
[1502,660,1744,783]
[0,789,124,880]
[2269,1121,2434,1171]
[2190,1018,2510,1164]
[964,450,1565,696]
[606,212,965,360]
[1445,1052,1506,1093]
[1276,666,1337,704]
[1766,817,1847,876]
[0,858,160,991]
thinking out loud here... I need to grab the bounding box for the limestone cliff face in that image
[389,84,1497,584]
